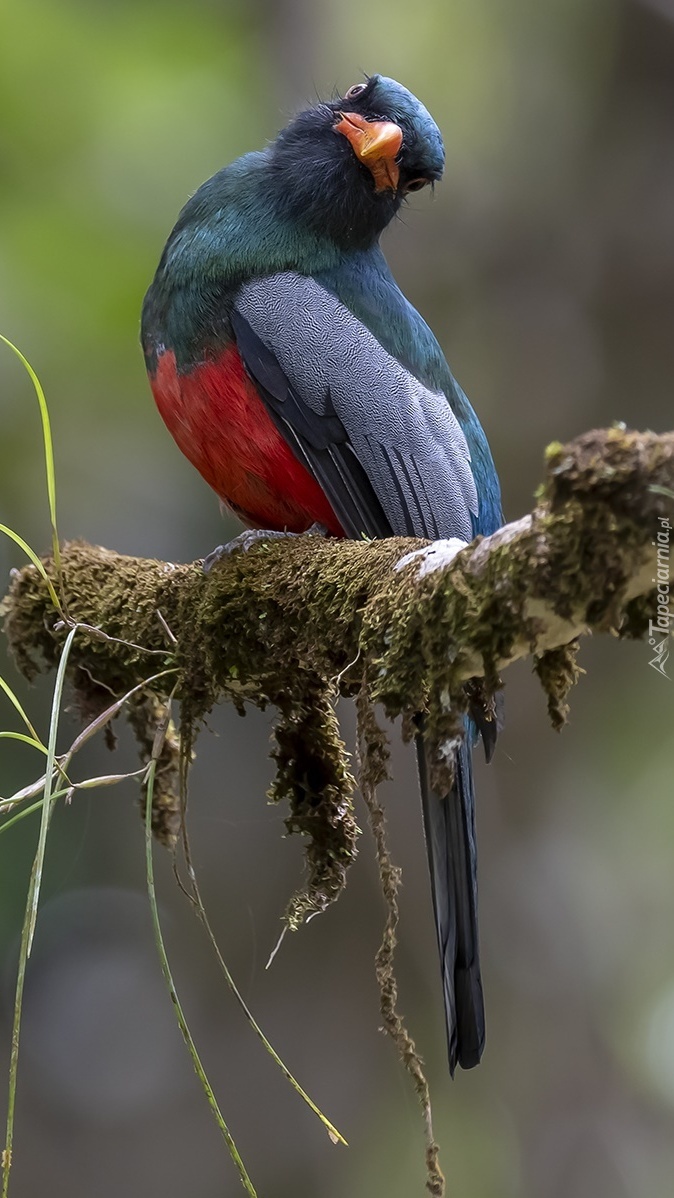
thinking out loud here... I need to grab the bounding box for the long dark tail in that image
[416,731,485,1075]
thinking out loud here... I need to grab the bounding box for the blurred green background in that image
[1,1,674,1195]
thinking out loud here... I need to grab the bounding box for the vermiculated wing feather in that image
[233,272,478,541]
[230,306,392,538]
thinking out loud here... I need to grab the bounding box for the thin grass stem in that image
[145,761,258,1197]
[0,334,60,571]
[26,625,77,956]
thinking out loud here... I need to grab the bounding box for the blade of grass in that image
[180,841,347,1145]
[0,733,47,755]
[67,669,178,756]
[74,767,147,789]
[0,766,147,836]
[0,334,60,572]
[2,665,178,1192]
[0,790,68,837]
[0,671,178,813]
[2,852,44,1197]
[1,629,74,1196]
[0,525,61,613]
[26,625,77,956]
[175,737,346,1145]
[2,773,70,1193]
[0,773,51,810]
[0,675,44,746]
[57,620,175,657]
[145,760,258,1197]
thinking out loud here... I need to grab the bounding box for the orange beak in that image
[334,111,403,192]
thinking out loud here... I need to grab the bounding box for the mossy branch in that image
[1,424,672,899]
[1,422,670,878]
[4,425,672,709]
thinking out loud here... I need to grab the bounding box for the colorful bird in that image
[141,74,502,1074]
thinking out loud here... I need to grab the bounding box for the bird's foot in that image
[203,524,328,572]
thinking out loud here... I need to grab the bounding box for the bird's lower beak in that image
[335,111,403,192]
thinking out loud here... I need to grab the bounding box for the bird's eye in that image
[405,177,429,193]
[345,82,367,100]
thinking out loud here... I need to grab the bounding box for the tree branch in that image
[3,426,672,707]
[1,425,672,879]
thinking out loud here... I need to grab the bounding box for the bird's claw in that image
[202,523,328,573]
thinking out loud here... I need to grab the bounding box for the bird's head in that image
[269,74,445,249]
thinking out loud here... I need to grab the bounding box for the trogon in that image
[141,73,503,1074]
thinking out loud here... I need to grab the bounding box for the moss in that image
[620,591,657,640]
[1,536,410,926]
[127,692,182,849]
[270,688,359,928]
[2,427,672,918]
[534,642,584,730]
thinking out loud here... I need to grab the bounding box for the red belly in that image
[149,344,343,535]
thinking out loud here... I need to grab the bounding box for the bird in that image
[141,73,503,1075]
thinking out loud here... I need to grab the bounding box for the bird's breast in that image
[148,342,343,535]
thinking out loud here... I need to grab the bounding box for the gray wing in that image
[233,272,477,541]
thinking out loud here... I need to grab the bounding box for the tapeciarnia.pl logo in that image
[648,516,672,678]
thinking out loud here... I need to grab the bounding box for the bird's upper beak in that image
[334,111,403,192]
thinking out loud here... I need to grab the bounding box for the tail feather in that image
[416,731,484,1074]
